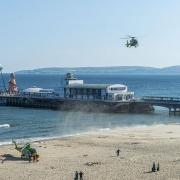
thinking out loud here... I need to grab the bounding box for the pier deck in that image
[0,94,153,113]
[3,94,180,114]
[142,96,180,114]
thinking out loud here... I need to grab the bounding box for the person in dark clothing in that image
[79,171,83,180]
[152,162,156,172]
[116,149,120,157]
[74,171,78,180]
[157,162,160,171]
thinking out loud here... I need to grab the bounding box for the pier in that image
[142,96,180,115]
[0,72,179,115]
[2,94,180,115]
[0,94,63,109]
[0,94,154,113]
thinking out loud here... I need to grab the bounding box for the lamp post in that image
[0,65,7,92]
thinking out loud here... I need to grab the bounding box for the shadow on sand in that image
[1,154,27,163]
[144,171,155,174]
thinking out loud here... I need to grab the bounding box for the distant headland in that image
[16,66,180,75]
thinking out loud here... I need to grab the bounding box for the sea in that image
[1,74,180,145]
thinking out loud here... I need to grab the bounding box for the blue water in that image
[0,74,180,145]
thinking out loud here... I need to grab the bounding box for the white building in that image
[64,74,134,101]
[106,84,134,101]
[22,87,55,97]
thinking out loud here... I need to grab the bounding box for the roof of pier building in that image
[65,83,127,90]
[23,87,54,93]
[23,87,43,93]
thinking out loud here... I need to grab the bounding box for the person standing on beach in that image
[79,171,83,180]
[157,162,160,171]
[74,171,78,180]
[116,149,120,157]
[152,162,156,172]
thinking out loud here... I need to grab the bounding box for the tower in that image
[8,73,18,94]
[64,72,77,85]
[64,72,83,85]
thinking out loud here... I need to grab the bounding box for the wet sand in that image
[1,124,180,180]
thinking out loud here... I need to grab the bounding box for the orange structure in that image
[8,73,18,94]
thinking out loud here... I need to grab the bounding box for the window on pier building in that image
[82,89,86,95]
[76,88,80,95]
[65,87,105,100]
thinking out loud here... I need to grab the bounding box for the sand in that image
[1,124,180,180]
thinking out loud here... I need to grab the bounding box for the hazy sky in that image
[0,0,180,72]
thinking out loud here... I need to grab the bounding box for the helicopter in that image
[120,36,139,48]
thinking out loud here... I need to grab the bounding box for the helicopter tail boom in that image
[125,40,130,47]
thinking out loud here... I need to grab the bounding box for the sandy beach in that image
[1,124,180,180]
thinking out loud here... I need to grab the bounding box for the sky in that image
[0,0,180,72]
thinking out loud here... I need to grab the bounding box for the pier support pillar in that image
[169,107,171,115]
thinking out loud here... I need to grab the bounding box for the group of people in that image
[116,148,160,173]
[73,148,120,179]
[73,149,120,179]
[12,141,161,177]
[152,162,160,172]
[74,171,83,180]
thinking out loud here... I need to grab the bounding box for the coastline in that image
[0,123,172,147]
[1,124,180,180]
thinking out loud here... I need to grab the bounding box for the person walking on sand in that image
[152,162,156,172]
[157,162,160,171]
[116,149,120,157]
[74,171,78,180]
[79,171,83,180]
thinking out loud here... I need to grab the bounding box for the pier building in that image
[64,83,134,101]
[64,73,134,101]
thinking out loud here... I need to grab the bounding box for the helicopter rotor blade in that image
[130,35,145,38]
[128,36,136,38]
[120,37,129,39]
